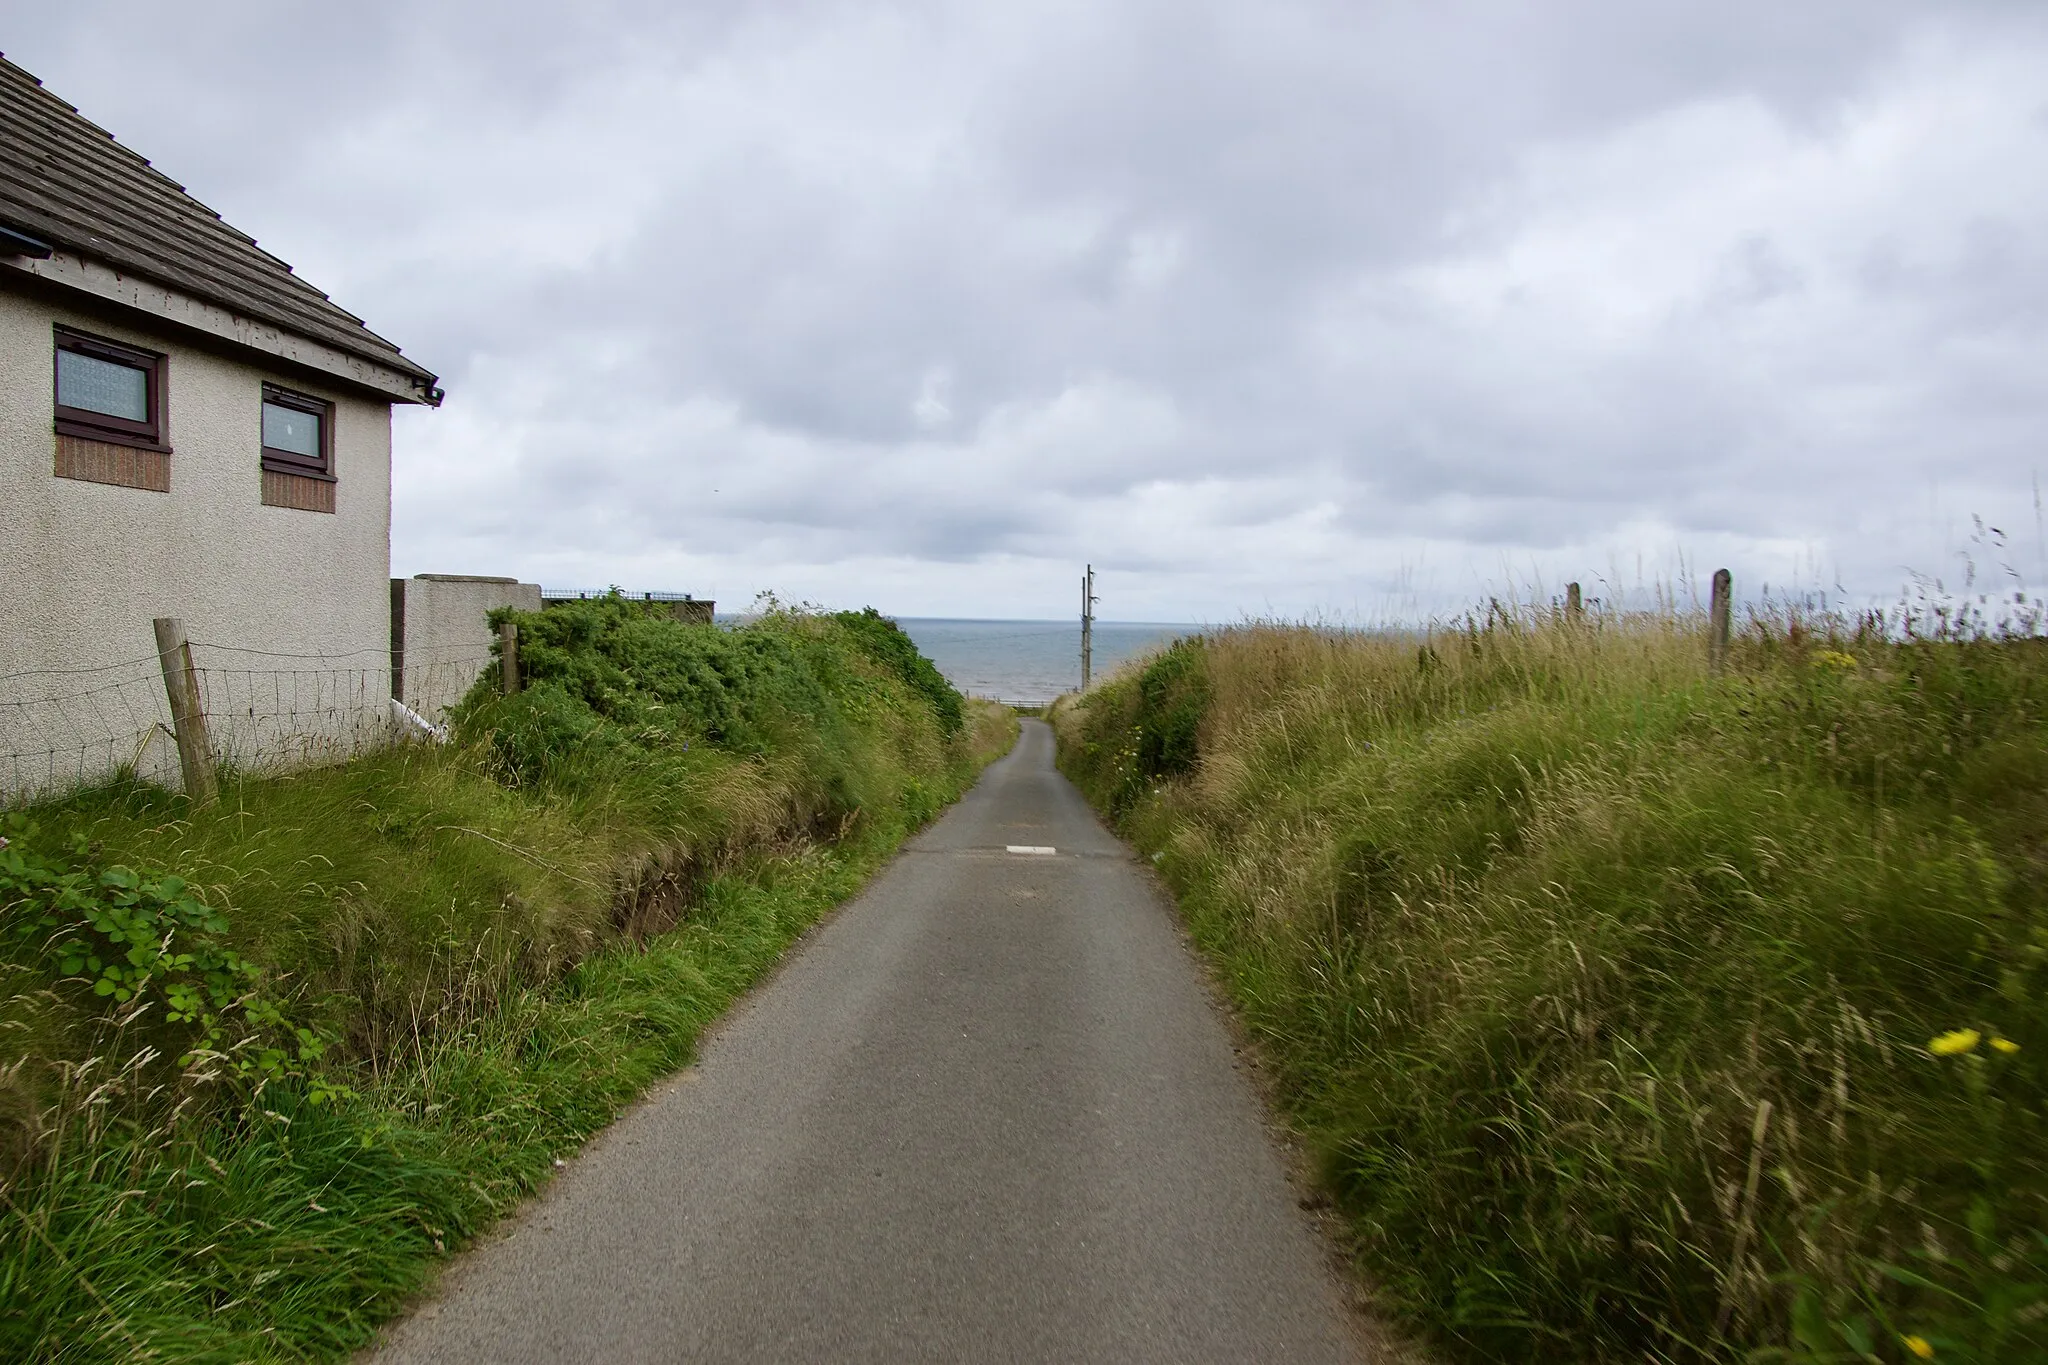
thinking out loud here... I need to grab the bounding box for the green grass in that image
[1052,606,2048,1364]
[0,600,1016,1360]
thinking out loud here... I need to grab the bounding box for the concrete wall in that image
[393,575,542,720]
[0,287,395,796]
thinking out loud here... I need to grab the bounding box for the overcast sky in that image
[8,2,2047,620]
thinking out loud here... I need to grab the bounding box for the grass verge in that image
[1052,604,2046,1364]
[1,599,1015,1361]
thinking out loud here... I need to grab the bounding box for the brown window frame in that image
[260,383,335,482]
[53,327,168,451]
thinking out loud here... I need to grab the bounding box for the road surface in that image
[370,719,1362,1363]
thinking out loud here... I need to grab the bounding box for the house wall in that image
[0,287,394,796]
[393,574,542,720]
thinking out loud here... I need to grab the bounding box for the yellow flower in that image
[1992,1037,2020,1054]
[1903,1334,1935,1359]
[1928,1029,1981,1056]
[1814,650,1859,670]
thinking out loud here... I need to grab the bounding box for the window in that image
[260,384,332,478]
[54,327,166,449]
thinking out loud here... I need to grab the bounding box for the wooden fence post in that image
[500,621,521,695]
[1709,569,1733,675]
[389,577,407,703]
[152,617,218,806]
[1565,581,1582,623]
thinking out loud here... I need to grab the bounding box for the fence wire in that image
[1,641,497,807]
[0,655,182,803]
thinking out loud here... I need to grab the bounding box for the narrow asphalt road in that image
[369,720,1362,1363]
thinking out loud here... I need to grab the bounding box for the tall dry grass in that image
[1054,600,2046,1363]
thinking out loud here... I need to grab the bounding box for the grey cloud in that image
[6,1,2047,617]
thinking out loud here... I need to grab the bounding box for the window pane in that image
[263,400,322,458]
[56,348,148,421]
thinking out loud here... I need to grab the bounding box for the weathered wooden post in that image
[499,621,521,695]
[1565,581,1582,624]
[152,617,217,806]
[389,577,407,702]
[1709,569,1732,675]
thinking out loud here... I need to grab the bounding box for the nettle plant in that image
[0,815,341,1102]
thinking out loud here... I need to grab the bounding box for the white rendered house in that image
[0,54,441,795]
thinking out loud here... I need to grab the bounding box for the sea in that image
[895,619,1195,706]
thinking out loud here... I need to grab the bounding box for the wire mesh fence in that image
[0,637,498,807]
[0,653,184,803]
[392,641,499,721]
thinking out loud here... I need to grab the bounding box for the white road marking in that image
[1005,845,1057,855]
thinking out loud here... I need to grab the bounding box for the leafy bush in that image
[479,594,841,755]
[462,597,970,835]
[1064,636,1209,812]
[0,815,334,1095]
[1135,638,1208,779]
[832,607,964,735]
[468,678,623,788]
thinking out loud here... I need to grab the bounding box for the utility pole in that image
[1080,564,1098,689]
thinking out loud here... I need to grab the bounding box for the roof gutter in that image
[0,222,53,259]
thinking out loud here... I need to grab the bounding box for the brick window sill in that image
[261,467,335,513]
[55,433,170,492]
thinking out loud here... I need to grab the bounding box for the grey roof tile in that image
[0,53,438,395]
